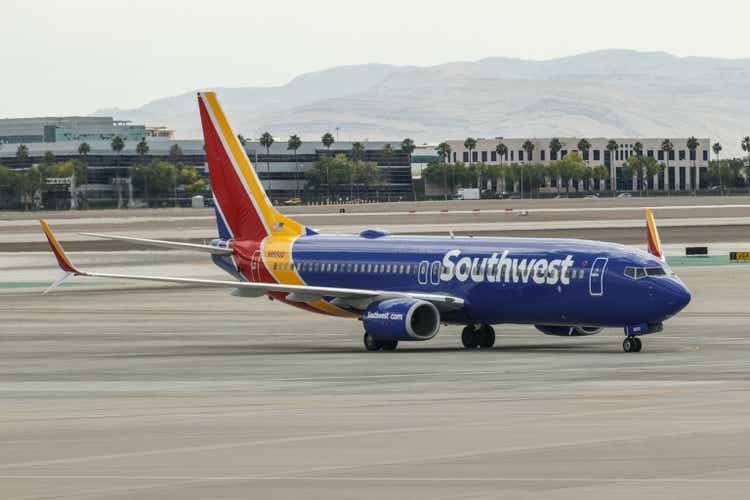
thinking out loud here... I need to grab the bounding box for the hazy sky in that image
[2,0,749,117]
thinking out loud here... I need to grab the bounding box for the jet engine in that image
[363,298,440,341]
[535,325,603,337]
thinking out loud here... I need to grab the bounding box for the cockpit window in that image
[625,265,669,279]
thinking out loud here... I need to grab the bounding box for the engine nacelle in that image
[535,325,603,337]
[363,298,440,341]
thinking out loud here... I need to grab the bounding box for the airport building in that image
[0,116,150,144]
[446,137,712,192]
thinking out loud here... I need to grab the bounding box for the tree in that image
[16,144,29,163]
[136,138,150,160]
[321,132,335,200]
[713,142,723,193]
[633,141,644,193]
[42,151,56,168]
[661,139,674,191]
[606,140,618,195]
[556,152,586,194]
[350,142,365,199]
[400,138,416,201]
[259,132,274,193]
[495,143,508,191]
[742,137,750,167]
[521,140,535,198]
[577,138,591,165]
[111,136,125,208]
[463,137,477,165]
[287,134,302,197]
[78,142,90,158]
[305,154,352,197]
[77,142,91,208]
[237,134,247,146]
[436,142,452,200]
[641,157,663,196]
[548,138,562,160]
[591,165,609,191]
[169,143,183,162]
[135,138,151,204]
[687,136,699,193]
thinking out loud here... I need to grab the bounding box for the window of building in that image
[561,150,568,158]
[679,150,686,161]
[518,151,524,162]
[647,150,654,157]
[472,151,478,162]
[541,150,546,161]
[453,152,457,163]
[593,150,601,161]
[510,150,514,161]
[462,152,469,162]
[703,150,708,161]
[581,150,588,161]
[690,150,696,161]
[658,151,664,161]
[481,151,487,162]
[491,151,497,162]
[669,151,675,161]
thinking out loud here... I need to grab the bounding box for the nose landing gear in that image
[461,324,496,349]
[623,336,643,353]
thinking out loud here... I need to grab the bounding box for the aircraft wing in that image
[41,221,463,311]
[80,232,233,255]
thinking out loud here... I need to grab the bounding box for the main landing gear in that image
[461,324,495,349]
[622,336,643,353]
[363,332,398,352]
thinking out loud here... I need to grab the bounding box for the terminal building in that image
[0,116,152,144]
[446,137,712,192]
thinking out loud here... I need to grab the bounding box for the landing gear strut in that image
[623,336,642,353]
[461,324,495,349]
[363,332,398,352]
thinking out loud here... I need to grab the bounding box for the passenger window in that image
[273,262,278,270]
[353,264,358,272]
[333,263,338,272]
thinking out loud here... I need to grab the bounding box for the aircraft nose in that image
[664,278,691,314]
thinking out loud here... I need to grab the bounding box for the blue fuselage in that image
[214,233,691,328]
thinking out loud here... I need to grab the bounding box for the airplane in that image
[39,91,692,353]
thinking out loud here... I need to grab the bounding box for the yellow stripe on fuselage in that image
[261,236,357,317]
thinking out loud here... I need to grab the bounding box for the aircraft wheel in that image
[461,325,479,349]
[363,332,382,351]
[623,337,638,353]
[633,337,643,352]
[381,340,398,351]
[477,324,496,349]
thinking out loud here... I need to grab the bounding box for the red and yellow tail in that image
[197,92,306,242]
[645,209,665,262]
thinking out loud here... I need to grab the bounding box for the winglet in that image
[644,209,665,262]
[39,219,81,275]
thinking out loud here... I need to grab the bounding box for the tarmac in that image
[1,197,750,499]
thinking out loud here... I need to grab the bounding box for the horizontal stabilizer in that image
[80,232,233,255]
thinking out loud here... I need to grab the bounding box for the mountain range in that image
[95,50,750,156]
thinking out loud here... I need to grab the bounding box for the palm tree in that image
[436,142,452,200]
[521,140,535,199]
[713,142,723,194]
[259,132,274,193]
[548,138,562,160]
[321,132,335,200]
[351,142,365,200]
[111,136,125,208]
[169,143,183,162]
[577,138,591,165]
[287,134,302,198]
[742,136,750,167]
[77,142,91,208]
[634,141,643,193]
[686,137,699,193]
[495,143,508,192]
[464,137,477,165]
[135,138,150,205]
[661,139,674,191]
[380,144,394,201]
[606,140,618,196]
[401,138,416,201]
[237,134,247,146]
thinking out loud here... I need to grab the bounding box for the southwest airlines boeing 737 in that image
[39,92,691,353]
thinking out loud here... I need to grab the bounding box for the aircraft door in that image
[417,260,429,285]
[250,250,263,282]
[589,257,608,297]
